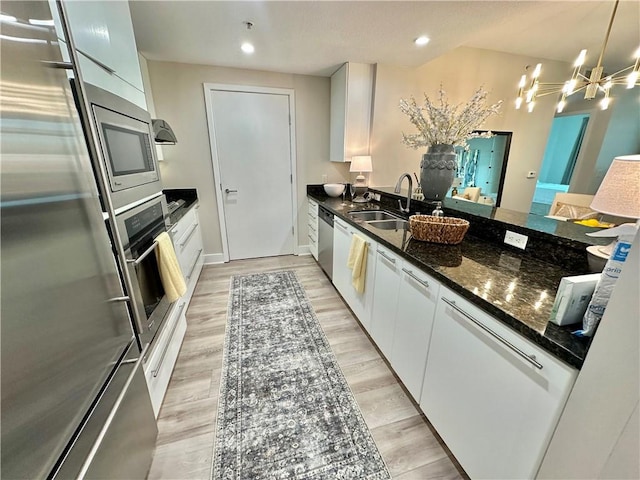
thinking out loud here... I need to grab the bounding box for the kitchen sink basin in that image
[348,210,402,221]
[367,219,409,230]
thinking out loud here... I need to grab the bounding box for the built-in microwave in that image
[85,83,162,210]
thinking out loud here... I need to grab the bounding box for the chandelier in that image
[516,0,640,113]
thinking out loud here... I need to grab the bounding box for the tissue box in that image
[549,274,600,326]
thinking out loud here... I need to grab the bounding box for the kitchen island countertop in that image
[309,193,591,369]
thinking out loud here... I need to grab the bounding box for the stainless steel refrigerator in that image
[1,2,157,478]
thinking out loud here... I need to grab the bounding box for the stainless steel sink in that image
[367,219,409,230]
[348,210,402,221]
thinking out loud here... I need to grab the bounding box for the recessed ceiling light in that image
[241,42,254,54]
[415,36,430,46]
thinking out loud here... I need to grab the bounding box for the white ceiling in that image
[130,1,640,77]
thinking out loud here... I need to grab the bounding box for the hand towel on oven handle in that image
[155,231,187,302]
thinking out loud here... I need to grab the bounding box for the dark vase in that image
[420,144,457,201]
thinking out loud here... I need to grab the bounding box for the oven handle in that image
[127,240,159,266]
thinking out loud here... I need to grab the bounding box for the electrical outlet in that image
[321,174,328,183]
[504,230,528,250]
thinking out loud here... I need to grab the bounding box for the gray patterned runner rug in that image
[212,270,390,480]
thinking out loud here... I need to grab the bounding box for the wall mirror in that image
[453,131,512,207]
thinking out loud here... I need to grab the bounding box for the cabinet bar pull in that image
[308,225,316,232]
[179,222,199,248]
[402,268,429,288]
[442,297,544,370]
[335,220,348,232]
[186,249,203,281]
[151,303,186,378]
[377,250,396,264]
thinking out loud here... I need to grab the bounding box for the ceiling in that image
[130,1,640,77]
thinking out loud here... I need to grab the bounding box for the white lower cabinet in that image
[144,300,187,417]
[172,206,204,297]
[369,246,402,356]
[419,287,578,479]
[308,199,318,260]
[332,219,377,330]
[143,205,204,417]
[391,262,440,402]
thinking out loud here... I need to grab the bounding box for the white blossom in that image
[399,86,502,149]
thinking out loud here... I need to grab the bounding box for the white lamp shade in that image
[590,155,640,218]
[350,155,373,173]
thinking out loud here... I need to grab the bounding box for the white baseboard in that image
[203,253,225,264]
[297,244,311,256]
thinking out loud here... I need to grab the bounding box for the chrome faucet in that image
[394,173,413,213]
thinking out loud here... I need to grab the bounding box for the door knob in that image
[225,188,238,194]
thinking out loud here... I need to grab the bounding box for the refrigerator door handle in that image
[76,343,150,480]
[107,296,130,303]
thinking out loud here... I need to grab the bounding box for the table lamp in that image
[350,155,373,203]
[586,154,640,260]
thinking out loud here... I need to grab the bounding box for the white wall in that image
[537,233,640,479]
[370,47,570,212]
[146,60,349,258]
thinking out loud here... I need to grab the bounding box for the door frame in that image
[203,83,298,262]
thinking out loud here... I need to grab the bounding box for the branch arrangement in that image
[400,86,502,149]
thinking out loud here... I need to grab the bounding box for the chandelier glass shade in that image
[516,0,640,113]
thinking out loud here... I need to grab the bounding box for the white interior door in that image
[207,88,295,260]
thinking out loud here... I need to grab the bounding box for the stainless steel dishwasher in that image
[318,206,334,279]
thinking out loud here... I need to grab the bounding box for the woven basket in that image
[409,215,470,245]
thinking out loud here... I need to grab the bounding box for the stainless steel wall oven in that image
[115,195,172,348]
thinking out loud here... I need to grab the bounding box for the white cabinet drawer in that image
[180,224,204,285]
[144,301,187,417]
[308,199,318,216]
[170,207,197,245]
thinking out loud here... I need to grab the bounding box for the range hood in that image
[152,119,178,145]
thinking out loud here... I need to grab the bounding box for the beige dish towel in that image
[155,231,187,302]
[347,234,368,294]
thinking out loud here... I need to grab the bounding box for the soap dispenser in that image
[432,201,444,217]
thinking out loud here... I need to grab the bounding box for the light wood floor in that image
[147,255,466,480]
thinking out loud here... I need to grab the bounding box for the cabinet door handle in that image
[225,188,238,194]
[186,249,203,281]
[179,223,199,248]
[377,249,396,264]
[402,268,429,288]
[152,302,186,377]
[442,297,543,370]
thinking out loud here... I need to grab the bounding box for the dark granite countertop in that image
[164,188,198,226]
[308,191,592,369]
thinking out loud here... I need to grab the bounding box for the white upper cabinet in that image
[51,0,146,109]
[330,62,373,162]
